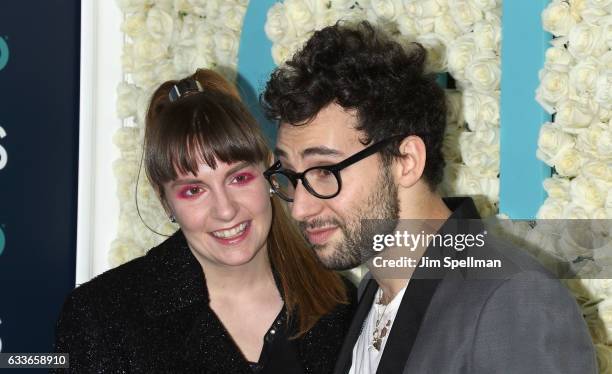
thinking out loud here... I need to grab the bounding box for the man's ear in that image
[393,135,426,188]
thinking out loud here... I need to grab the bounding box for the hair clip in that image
[169,79,203,102]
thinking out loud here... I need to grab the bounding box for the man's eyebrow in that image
[274,147,287,158]
[301,146,344,158]
[274,146,344,160]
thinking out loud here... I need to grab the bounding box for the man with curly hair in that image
[261,21,596,374]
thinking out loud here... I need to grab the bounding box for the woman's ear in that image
[394,135,427,188]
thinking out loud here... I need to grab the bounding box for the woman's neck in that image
[197,247,276,300]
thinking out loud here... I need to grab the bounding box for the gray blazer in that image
[333,198,597,374]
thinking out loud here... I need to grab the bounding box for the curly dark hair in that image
[261,21,447,188]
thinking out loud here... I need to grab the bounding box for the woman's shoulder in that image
[61,231,188,316]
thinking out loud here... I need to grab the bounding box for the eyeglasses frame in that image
[264,135,402,202]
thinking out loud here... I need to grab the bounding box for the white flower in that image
[265,3,292,43]
[582,160,612,184]
[588,0,612,9]
[569,0,588,20]
[121,43,136,74]
[555,100,595,131]
[553,147,585,177]
[329,0,358,10]
[396,14,419,37]
[121,12,147,38]
[113,126,141,153]
[537,122,576,165]
[544,45,574,73]
[595,70,612,109]
[571,175,606,208]
[132,65,157,89]
[536,69,570,113]
[442,126,463,163]
[570,57,602,94]
[414,16,436,34]
[598,298,612,343]
[109,238,145,268]
[595,344,612,372]
[471,195,497,217]
[473,17,501,53]
[272,43,291,65]
[368,0,402,21]
[445,89,464,126]
[542,0,577,36]
[115,0,149,14]
[447,35,477,81]
[576,121,612,159]
[536,197,567,219]
[146,7,173,43]
[459,129,499,176]
[114,166,138,205]
[214,30,239,60]
[404,0,446,18]
[563,202,595,218]
[332,6,366,25]
[133,34,168,61]
[470,0,500,11]
[154,60,180,83]
[465,56,500,92]
[463,89,499,131]
[136,87,155,125]
[581,7,610,24]
[174,0,194,14]
[448,0,483,32]
[285,0,316,34]
[173,14,199,47]
[444,163,499,202]
[543,175,571,200]
[599,15,612,49]
[582,278,612,300]
[417,33,448,72]
[434,13,462,41]
[568,23,607,59]
[219,4,246,32]
[116,82,141,119]
[607,189,612,217]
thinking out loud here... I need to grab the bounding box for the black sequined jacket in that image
[53,231,356,373]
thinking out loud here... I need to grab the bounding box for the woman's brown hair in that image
[144,69,348,336]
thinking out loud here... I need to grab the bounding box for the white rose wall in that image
[0,0,611,369]
[110,0,612,368]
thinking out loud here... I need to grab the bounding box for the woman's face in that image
[162,159,273,268]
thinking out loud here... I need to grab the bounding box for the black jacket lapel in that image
[333,279,378,374]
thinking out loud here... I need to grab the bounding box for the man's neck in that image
[370,193,452,303]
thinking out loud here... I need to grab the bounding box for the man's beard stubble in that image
[298,167,400,270]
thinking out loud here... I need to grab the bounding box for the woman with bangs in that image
[53,69,356,373]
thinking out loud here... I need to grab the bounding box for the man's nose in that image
[290,181,324,222]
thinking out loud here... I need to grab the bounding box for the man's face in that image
[275,103,400,270]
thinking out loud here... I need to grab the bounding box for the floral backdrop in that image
[535,0,612,369]
[112,0,611,369]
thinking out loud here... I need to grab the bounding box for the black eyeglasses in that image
[264,136,401,202]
